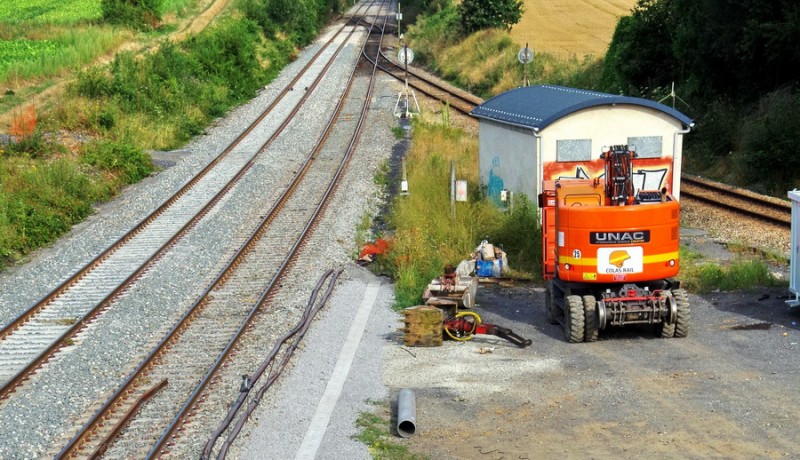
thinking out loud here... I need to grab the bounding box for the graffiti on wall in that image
[487,155,504,204]
[543,157,674,193]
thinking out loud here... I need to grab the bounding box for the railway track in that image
[51,2,391,458]
[0,10,369,402]
[680,174,791,228]
[0,1,392,458]
[363,43,482,115]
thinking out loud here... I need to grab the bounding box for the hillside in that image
[511,0,636,57]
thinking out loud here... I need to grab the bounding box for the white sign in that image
[455,180,468,202]
[597,247,643,274]
[397,47,414,65]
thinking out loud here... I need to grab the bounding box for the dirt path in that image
[0,0,233,133]
[385,276,800,458]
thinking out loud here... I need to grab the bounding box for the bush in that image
[734,88,800,194]
[102,0,162,30]
[80,141,154,184]
[457,0,523,33]
[0,157,113,268]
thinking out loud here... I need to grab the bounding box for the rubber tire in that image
[583,295,599,342]
[673,288,690,338]
[659,293,675,338]
[545,282,559,325]
[564,295,585,343]
[659,319,676,338]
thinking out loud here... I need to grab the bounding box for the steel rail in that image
[681,174,791,228]
[0,12,361,403]
[148,7,389,458]
[204,267,343,459]
[54,3,379,457]
[362,46,482,115]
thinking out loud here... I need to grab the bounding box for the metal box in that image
[787,190,800,307]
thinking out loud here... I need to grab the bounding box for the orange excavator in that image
[539,145,690,342]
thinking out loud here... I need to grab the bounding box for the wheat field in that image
[510,0,636,58]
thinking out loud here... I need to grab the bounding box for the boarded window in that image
[556,139,591,162]
[628,136,663,158]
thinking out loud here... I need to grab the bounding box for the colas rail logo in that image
[608,250,630,268]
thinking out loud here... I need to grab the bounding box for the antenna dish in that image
[517,47,534,64]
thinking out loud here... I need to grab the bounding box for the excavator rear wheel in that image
[583,295,599,342]
[564,295,585,343]
[673,288,690,337]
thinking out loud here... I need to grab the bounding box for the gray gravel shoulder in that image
[235,266,394,460]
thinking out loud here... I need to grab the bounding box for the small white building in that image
[470,85,694,204]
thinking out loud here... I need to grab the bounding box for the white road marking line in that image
[294,283,380,460]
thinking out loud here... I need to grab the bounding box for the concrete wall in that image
[478,120,538,204]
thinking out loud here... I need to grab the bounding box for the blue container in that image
[475,259,494,277]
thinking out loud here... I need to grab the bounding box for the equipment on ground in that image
[421,266,532,348]
[539,145,690,342]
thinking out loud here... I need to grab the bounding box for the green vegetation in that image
[0,27,127,85]
[355,409,427,460]
[101,0,162,30]
[406,7,601,97]
[602,0,800,195]
[385,120,539,309]
[0,0,346,269]
[0,0,102,24]
[681,258,784,293]
[406,0,800,195]
[0,137,146,264]
[60,17,270,150]
[457,0,523,33]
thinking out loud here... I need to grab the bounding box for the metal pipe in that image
[396,389,417,438]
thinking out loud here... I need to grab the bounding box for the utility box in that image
[787,190,800,307]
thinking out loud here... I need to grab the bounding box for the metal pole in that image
[450,160,456,219]
[404,44,410,117]
[523,42,528,86]
[397,3,402,38]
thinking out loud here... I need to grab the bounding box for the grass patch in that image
[385,119,539,309]
[355,409,428,460]
[679,252,786,293]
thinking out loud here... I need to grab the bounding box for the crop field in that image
[0,0,101,24]
[511,0,637,58]
[0,40,59,72]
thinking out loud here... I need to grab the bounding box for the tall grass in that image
[388,120,539,308]
[678,246,785,293]
[407,17,604,98]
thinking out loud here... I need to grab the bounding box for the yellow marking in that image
[558,252,679,267]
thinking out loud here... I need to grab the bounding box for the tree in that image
[457,0,524,33]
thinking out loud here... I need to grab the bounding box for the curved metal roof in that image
[470,85,693,130]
